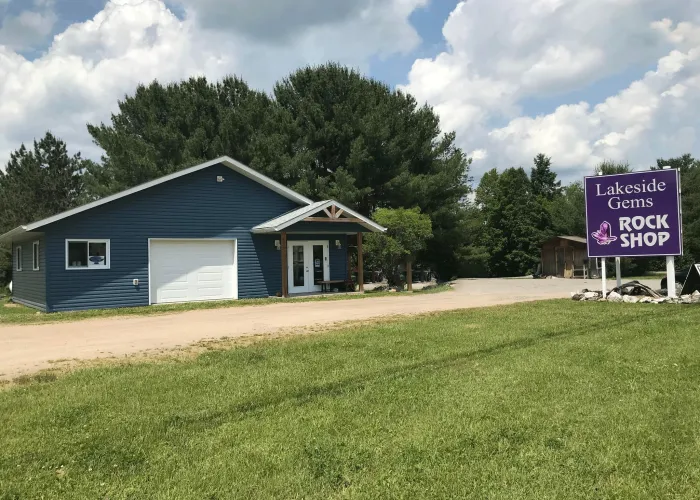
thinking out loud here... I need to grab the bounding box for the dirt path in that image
[0,278,654,380]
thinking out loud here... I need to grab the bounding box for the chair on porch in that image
[572,266,588,279]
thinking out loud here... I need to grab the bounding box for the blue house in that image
[0,157,385,312]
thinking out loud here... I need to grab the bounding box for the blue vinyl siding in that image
[329,235,349,281]
[11,236,46,310]
[41,163,350,312]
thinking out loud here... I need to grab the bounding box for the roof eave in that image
[0,226,28,244]
[17,156,312,233]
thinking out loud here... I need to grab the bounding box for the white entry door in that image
[287,241,330,294]
[150,239,237,304]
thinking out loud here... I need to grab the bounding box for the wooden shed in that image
[540,236,598,279]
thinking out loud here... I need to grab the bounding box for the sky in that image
[0,0,698,185]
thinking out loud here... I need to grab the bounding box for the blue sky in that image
[368,0,453,88]
[0,0,698,182]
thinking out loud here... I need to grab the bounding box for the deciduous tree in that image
[595,160,632,175]
[364,208,433,287]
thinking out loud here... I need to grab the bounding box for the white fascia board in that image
[252,200,387,233]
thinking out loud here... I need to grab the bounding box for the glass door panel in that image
[292,245,305,287]
[312,244,324,285]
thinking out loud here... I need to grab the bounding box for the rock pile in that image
[572,284,700,304]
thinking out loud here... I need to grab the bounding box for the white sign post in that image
[662,166,677,298]
[601,257,607,297]
[615,257,622,288]
[667,256,677,298]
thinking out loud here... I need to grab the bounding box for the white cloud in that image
[2,0,699,188]
[0,0,229,164]
[0,0,424,167]
[488,31,700,181]
[0,0,56,50]
[402,0,700,182]
[469,149,488,161]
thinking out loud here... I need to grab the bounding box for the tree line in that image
[463,154,700,278]
[0,64,470,285]
[1,63,698,286]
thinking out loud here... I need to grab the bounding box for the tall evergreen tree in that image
[85,76,276,197]
[530,153,561,200]
[653,155,700,265]
[0,132,88,285]
[85,65,472,279]
[0,132,86,231]
[476,167,549,277]
[549,182,586,237]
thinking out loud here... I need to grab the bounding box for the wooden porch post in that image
[281,232,288,298]
[347,239,352,281]
[406,258,413,291]
[357,232,364,292]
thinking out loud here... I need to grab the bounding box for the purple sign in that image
[585,169,682,258]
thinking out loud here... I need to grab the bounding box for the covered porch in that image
[252,200,386,297]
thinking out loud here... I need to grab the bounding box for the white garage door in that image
[149,239,237,304]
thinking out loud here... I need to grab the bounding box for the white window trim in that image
[15,245,22,272]
[65,239,111,270]
[33,241,40,271]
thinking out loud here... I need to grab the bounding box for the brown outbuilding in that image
[540,236,600,279]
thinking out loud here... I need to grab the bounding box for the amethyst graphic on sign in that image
[591,221,617,245]
[584,169,682,258]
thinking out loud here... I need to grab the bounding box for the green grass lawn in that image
[2,301,700,498]
[0,283,450,325]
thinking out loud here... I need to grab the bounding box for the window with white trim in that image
[66,240,110,269]
[15,245,22,271]
[33,241,40,271]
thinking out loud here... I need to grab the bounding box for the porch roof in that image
[251,200,386,234]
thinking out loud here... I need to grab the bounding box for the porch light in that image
[274,240,281,250]
[335,240,341,249]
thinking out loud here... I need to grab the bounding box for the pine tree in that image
[530,153,561,200]
[0,132,88,285]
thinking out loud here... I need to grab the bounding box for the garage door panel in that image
[150,240,237,304]
[197,272,224,282]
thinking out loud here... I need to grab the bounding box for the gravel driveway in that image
[0,278,654,380]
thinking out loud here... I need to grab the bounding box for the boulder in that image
[639,297,653,304]
[623,295,639,303]
[583,291,600,300]
[607,291,623,302]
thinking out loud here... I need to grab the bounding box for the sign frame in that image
[584,169,683,259]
